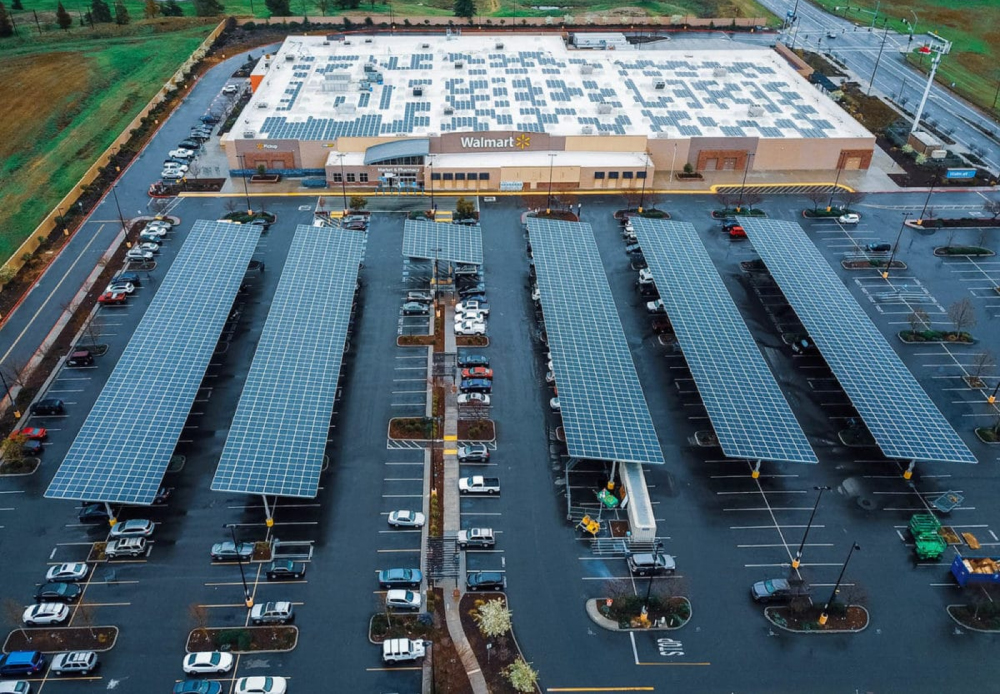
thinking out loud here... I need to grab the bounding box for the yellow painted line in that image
[77,602,130,607]
[444,448,458,454]
[443,434,458,441]
[547,688,656,692]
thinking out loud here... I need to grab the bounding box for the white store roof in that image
[241,34,870,143]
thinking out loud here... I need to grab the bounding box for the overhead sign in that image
[945,168,976,180]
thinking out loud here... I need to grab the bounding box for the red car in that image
[728,226,746,239]
[462,367,493,380]
[98,291,127,305]
[9,427,47,441]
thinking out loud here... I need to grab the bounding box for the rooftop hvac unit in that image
[364,63,377,72]
[580,64,593,75]
[243,130,255,138]
[654,80,665,90]
[930,149,948,159]
[364,38,373,43]
[344,40,352,46]
[748,104,764,117]
[455,61,464,68]
[581,125,594,134]
[597,103,612,114]
[444,106,454,115]
[322,41,330,46]
[713,67,727,78]
[495,42,504,49]
[421,43,430,48]
[256,102,268,108]
[285,54,295,61]
[413,87,423,97]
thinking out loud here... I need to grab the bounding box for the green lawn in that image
[807,0,1000,112]
[0,21,214,261]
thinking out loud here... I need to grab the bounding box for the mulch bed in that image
[609,520,631,538]
[766,605,868,632]
[877,135,994,187]
[0,457,40,475]
[599,596,691,630]
[186,626,297,653]
[531,211,579,222]
[457,419,495,441]
[922,219,1000,229]
[456,336,489,347]
[460,594,537,694]
[842,259,906,270]
[934,247,995,256]
[369,613,434,642]
[389,417,436,440]
[899,330,974,344]
[430,589,471,692]
[949,605,1000,631]
[398,335,434,347]
[4,626,117,653]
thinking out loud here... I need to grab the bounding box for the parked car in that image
[0,652,45,677]
[169,148,195,159]
[137,242,160,254]
[456,527,495,548]
[0,681,31,693]
[250,601,294,625]
[162,162,189,173]
[177,139,201,150]
[30,399,64,416]
[104,537,147,558]
[723,221,746,238]
[385,589,421,611]
[406,291,433,303]
[78,503,110,524]
[838,213,860,224]
[646,299,666,314]
[402,302,430,316]
[182,652,234,675]
[46,562,89,583]
[10,427,46,441]
[22,603,69,626]
[174,681,223,694]
[545,371,556,385]
[460,378,492,394]
[457,354,489,368]
[457,443,490,463]
[457,299,490,315]
[265,560,307,580]
[112,271,142,286]
[34,582,81,603]
[549,397,560,412]
[457,392,490,406]
[125,248,153,262]
[382,638,426,663]
[19,439,42,456]
[865,242,891,253]
[66,349,94,367]
[387,510,425,528]
[105,281,135,294]
[109,519,154,538]
[234,677,287,694]
[98,291,127,305]
[211,541,254,561]
[200,112,222,122]
[751,578,795,603]
[455,321,487,336]
[627,552,676,576]
[139,230,165,243]
[458,283,486,298]
[49,651,98,676]
[466,571,506,591]
[378,568,423,589]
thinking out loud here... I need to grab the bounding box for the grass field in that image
[0,20,214,261]
[808,0,1000,111]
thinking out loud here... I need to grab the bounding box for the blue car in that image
[174,681,223,694]
[377,568,423,589]
[457,354,490,368]
[460,378,492,394]
[0,651,45,676]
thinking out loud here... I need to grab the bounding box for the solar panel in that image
[45,221,263,504]
[402,219,483,265]
[527,218,664,465]
[630,219,816,464]
[740,217,977,464]
[212,225,366,498]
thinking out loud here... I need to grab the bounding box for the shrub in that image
[683,162,694,174]
[215,629,252,651]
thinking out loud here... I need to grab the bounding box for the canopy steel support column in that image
[262,495,274,527]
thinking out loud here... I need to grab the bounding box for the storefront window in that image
[478,173,490,181]
[608,171,619,179]
[347,173,356,182]
[455,173,466,180]
[360,173,369,183]
[443,173,454,180]
[431,173,441,181]
[637,171,647,179]
[623,171,633,179]
[333,173,343,183]
[594,172,605,179]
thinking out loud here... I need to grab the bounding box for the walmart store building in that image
[223,33,874,192]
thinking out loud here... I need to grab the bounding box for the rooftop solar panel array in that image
[45,221,263,504]
[212,225,366,498]
[740,217,977,464]
[402,219,483,265]
[630,218,816,464]
[527,218,664,465]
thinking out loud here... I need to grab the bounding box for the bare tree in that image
[715,192,739,211]
[841,190,867,211]
[186,161,201,181]
[948,298,977,336]
[2,597,30,644]
[805,188,827,211]
[75,602,98,638]
[188,603,209,641]
[83,314,104,349]
[984,199,1000,220]
[149,198,169,216]
[224,198,240,214]
[907,308,930,335]
[971,350,995,382]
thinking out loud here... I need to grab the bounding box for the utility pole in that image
[910,50,941,134]
[867,19,890,96]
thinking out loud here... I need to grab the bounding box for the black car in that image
[467,571,506,591]
[199,114,220,124]
[177,139,201,150]
[266,560,307,580]
[112,271,141,287]
[78,503,110,524]
[459,379,492,394]
[21,439,43,456]
[865,242,892,253]
[30,398,64,416]
[34,582,82,603]
[66,349,94,367]
[458,284,486,298]
[457,355,490,368]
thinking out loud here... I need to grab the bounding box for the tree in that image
[907,308,930,335]
[90,0,112,22]
[984,199,1000,220]
[742,191,763,210]
[1,436,25,465]
[114,0,129,24]
[188,603,209,640]
[193,0,224,16]
[455,196,475,220]
[841,190,867,210]
[504,657,539,693]
[0,3,12,38]
[334,0,360,9]
[453,0,474,19]
[314,0,330,14]
[56,2,73,29]
[971,349,995,383]
[349,195,367,211]
[473,598,512,638]
[715,191,738,211]
[805,188,827,211]
[265,0,290,15]
[948,298,977,336]
[144,0,160,18]
[161,0,183,15]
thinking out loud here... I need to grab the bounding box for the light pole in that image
[826,165,843,211]
[546,153,556,214]
[917,170,939,225]
[792,486,830,569]
[0,370,21,418]
[337,152,348,216]
[910,50,942,134]
[224,523,254,608]
[668,142,677,186]
[989,380,1000,404]
[237,154,253,215]
[818,543,860,625]
[867,18,890,96]
[638,154,649,213]
[428,158,435,212]
[736,153,754,212]
[110,184,130,247]
[905,9,917,36]
[786,0,802,48]
[881,212,910,279]
[641,540,665,617]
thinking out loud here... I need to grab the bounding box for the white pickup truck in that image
[383,638,427,662]
[457,527,496,548]
[458,476,500,495]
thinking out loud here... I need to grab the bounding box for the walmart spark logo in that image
[515,133,531,150]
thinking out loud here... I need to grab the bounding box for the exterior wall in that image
[646,138,692,175]
[563,135,647,153]
[688,136,758,171]
[753,137,874,170]
[231,139,304,169]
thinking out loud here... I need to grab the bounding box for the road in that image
[755,0,1000,171]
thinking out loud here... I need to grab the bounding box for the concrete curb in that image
[763,605,870,634]
[946,604,1000,633]
[584,598,691,632]
[184,626,299,653]
[1,625,119,653]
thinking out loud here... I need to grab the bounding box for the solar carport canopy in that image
[631,218,816,464]
[212,225,366,498]
[46,220,263,504]
[740,217,976,464]
[527,218,664,465]
[403,219,483,265]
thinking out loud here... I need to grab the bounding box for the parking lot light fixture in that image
[792,486,830,569]
[546,153,556,214]
[642,540,665,619]
[337,152,348,216]
[818,543,860,626]
[988,380,1000,404]
[736,152,754,212]
[237,154,253,216]
[224,523,254,608]
[0,370,20,419]
[826,165,843,211]
[881,212,910,280]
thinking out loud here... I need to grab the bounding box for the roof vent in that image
[285,54,295,61]
[495,42,504,49]
[256,102,268,108]
[243,130,255,138]
[580,64,593,75]
[421,43,430,49]
[748,103,764,117]
[364,38,373,43]
[344,40,352,46]
[654,80,665,90]
[322,41,330,46]
[581,125,594,134]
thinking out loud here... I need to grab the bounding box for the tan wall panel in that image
[754,138,875,170]
[500,166,581,183]
[646,138,691,173]
[563,135,648,153]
